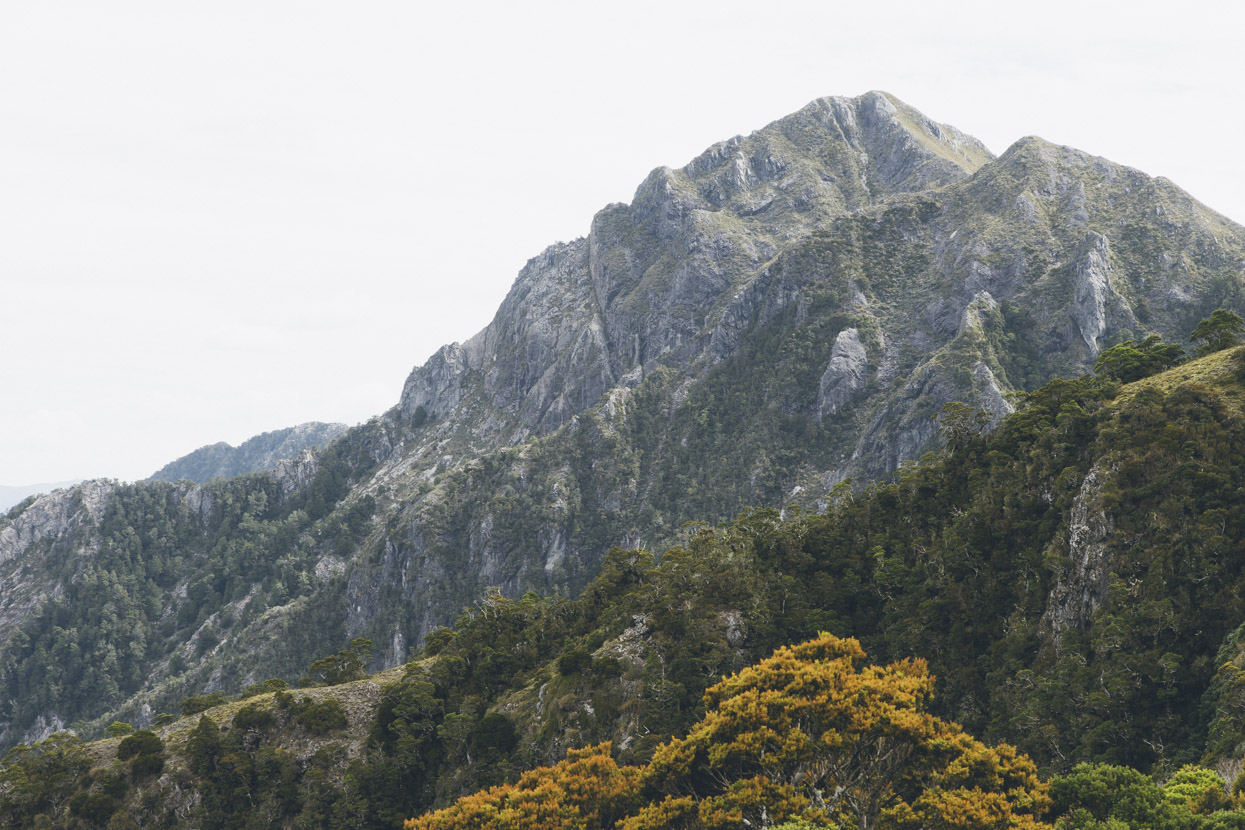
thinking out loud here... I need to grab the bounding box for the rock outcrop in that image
[1071,232,1130,357]
[817,328,869,419]
[1041,461,1116,652]
[396,91,993,445]
[0,480,114,647]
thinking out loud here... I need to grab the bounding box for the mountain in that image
[1,91,1243,756]
[0,482,82,513]
[4,345,1245,829]
[148,422,349,484]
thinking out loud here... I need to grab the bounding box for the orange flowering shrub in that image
[407,634,1048,830]
[404,742,640,830]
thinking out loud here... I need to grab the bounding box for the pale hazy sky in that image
[3,0,1244,485]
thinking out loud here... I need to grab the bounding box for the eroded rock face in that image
[399,342,472,421]
[370,94,1245,657]
[270,448,321,498]
[0,480,111,567]
[0,481,115,669]
[973,363,1014,421]
[818,328,869,419]
[1041,462,1115,652]
[149,422,347,483]
[22,714,67,745]
[1071,233,1118,356]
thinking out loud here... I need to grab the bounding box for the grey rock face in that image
[398,342,473,421]
[0,480,111,567]
[972,362,1014,421]
[396,91,993,447]
[270,448,321,498]
[0,480,114,649]
[846,90,993,195]
[365,93,1245,658]
[0,481,83,513]
[817,328,869,419]
[958,291,1000,338]
[23,714,67,746]
[1041,462,1115,653]
[1071,233,1118,356]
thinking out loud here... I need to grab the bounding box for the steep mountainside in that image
[1,91,1243,752]
[4,347,1245,829]
[148,422,348,484]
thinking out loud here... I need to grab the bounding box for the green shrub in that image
[239,677,289,699]
[295,698,348,735]
[557,647,591,676]
[422,626,455,656]
[179,691,228,716]
[69,791,118,823]
[593,656,624,678]
[97,768,128,799]
[233,703,275,733]
[470,713,517,755]
[116,730,163,761]
[130,752,165,781]
[300,638,373,687]
[105,721,135,738]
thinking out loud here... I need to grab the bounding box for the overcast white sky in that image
[2,0,1243,485]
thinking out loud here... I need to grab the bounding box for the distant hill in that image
[148,422,348,483]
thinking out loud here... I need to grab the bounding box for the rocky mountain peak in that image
[395,92,1005,452]
[821,90,995,190]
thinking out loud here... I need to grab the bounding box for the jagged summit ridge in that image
[397,91,1244,501]
[398,91,998,444]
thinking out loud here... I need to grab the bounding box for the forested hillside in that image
[4,344,1245,827]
